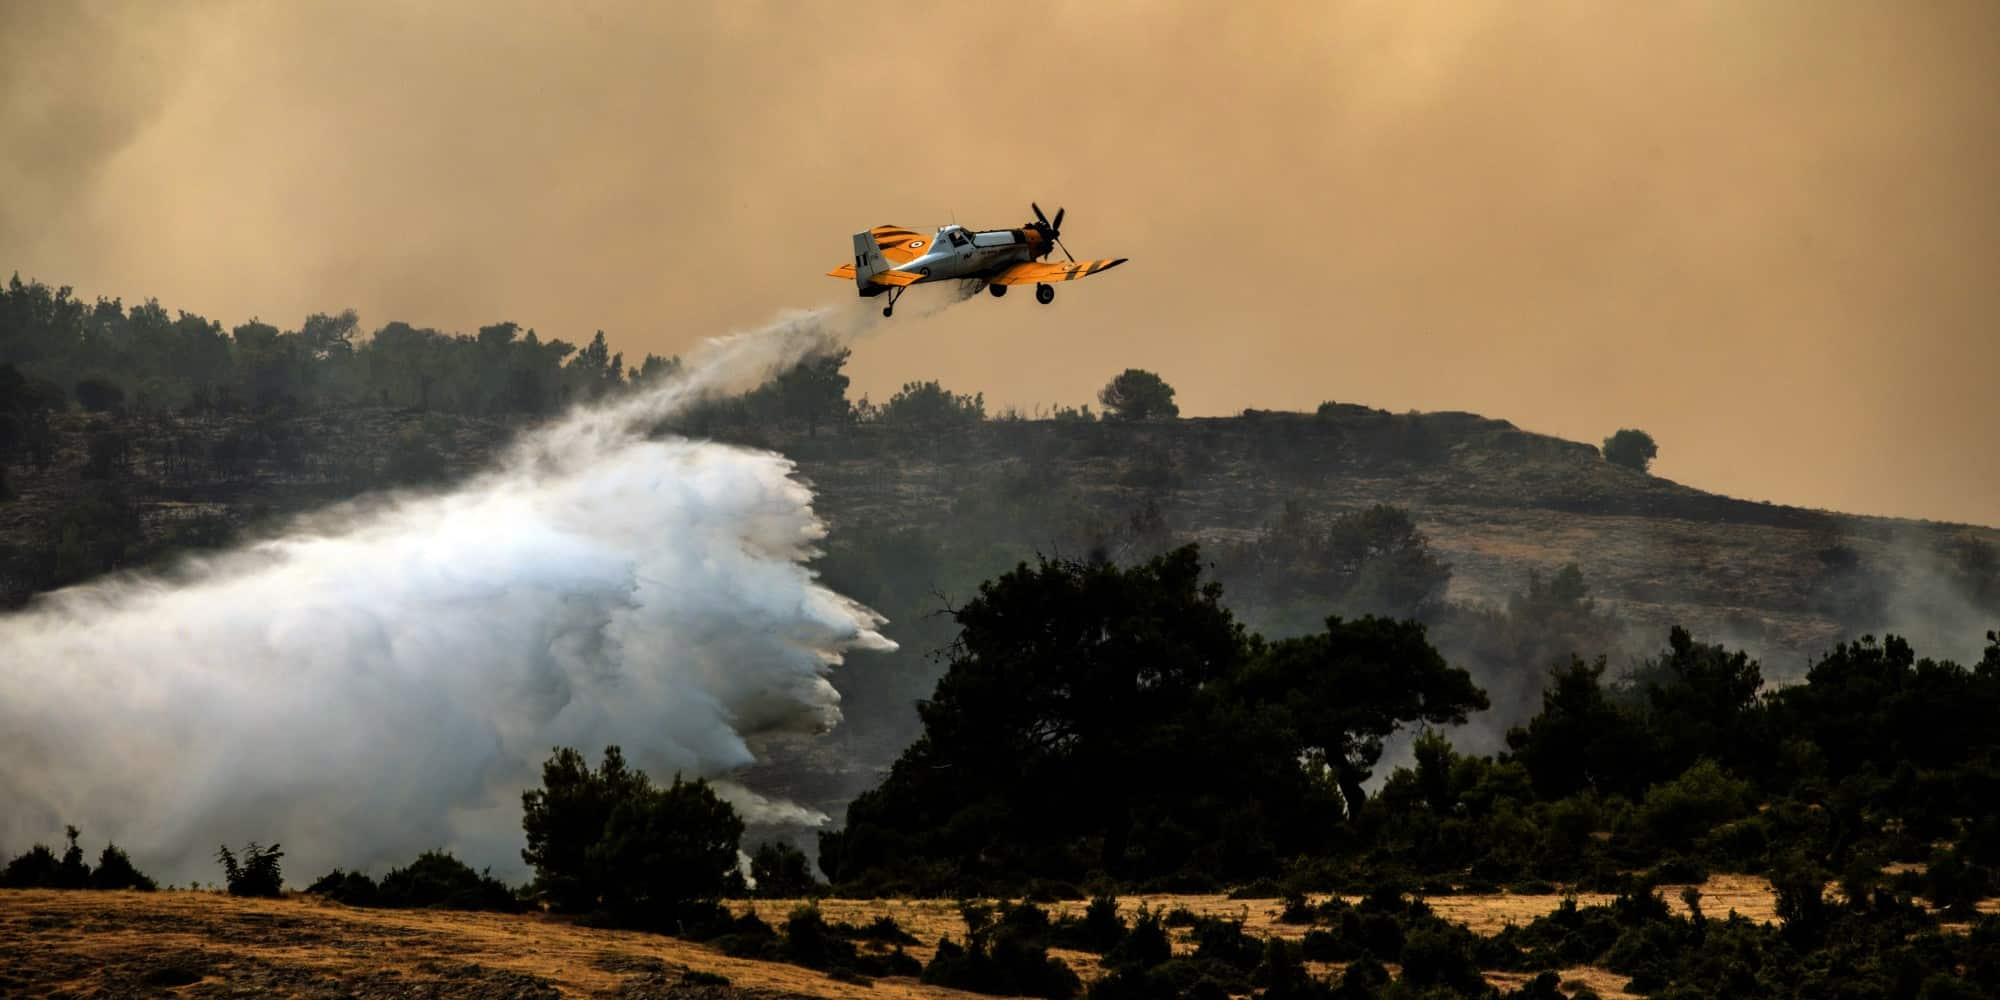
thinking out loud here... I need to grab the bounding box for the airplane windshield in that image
[948,231,969,247]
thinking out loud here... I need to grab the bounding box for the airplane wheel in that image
[882,306,893,317]
[1035,283,1055,305]
[988,283,1007,298]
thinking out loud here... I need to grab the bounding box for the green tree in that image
[1505,657,1658,800]
[1097,368,1179,421]
[1233,615,1488,814]
[521,745,744,923]
[521,745,654,912]
[589,775,744,923]
[822,546,1486,889]
[1602,428,1658,472]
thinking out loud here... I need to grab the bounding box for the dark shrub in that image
[922,926,1081,999]
[1106,906,1171,970]
[0,845,62,888]
[216,842,284,897]
[90,844,157,891]
[306,869,381,906]
[1052,896,1126,953]
[1400,926,1486,993]
[1601,428,1657,472]
[378,850,519,911]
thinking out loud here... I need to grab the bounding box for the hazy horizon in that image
[5,1,1995,525]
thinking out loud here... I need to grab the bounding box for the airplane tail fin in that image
[853,231,891,289]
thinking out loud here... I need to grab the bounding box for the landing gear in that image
[1035,283,1055,305]
[988,282,1007,298]
[881,285,907,317]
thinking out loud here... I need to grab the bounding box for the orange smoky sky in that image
[4,1,1996,525]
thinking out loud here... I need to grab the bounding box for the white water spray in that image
[0,301,897,883]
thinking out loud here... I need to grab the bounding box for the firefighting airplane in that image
[826,203,1127,317]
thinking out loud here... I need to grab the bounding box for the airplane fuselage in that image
[855,224,1048,293]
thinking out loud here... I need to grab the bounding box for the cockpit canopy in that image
[936,224,1022,250]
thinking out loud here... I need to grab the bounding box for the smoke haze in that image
[4,2,1996,526]
[0,304,892,883]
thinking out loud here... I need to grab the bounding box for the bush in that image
[90,844,158,891]
[216,842,284,897]
[378,850,519,911]
[1106,906,1172,970]
[879,380,985,433]
[1633,759,1753,850]
[922,925,1081,999]
[1601,428,1658,472]
[1399,925,1486,993]
[306,869,381,906]
[1,827,102,890]
[0,845,63,888]
[1052,895,1126,953]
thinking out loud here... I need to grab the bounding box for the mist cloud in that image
[0,303,892,883]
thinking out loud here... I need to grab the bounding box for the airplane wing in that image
[987,258,1129,285]
[825,263,922,286]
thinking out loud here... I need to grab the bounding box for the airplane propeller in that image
[1031,202,1076,263]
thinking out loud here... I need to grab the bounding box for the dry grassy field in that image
[2,877,1809,999]
[13,877,1993,998]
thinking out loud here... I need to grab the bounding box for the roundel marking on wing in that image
[909,240,925,249]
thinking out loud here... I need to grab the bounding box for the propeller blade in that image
[1052,207,1065,232]
[1031,202,1051,228]
[1055,236,1076,263]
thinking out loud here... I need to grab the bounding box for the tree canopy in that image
[1601,428,1658,472]
[1098,369,1179,422]
[819,546,1486,893]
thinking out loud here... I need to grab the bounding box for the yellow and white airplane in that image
[827,204,1128,317]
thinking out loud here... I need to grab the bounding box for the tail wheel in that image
[988,282,1007,298]
[1035,283,1055,305]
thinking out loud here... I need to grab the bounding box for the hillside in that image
[11,402,1991,643]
